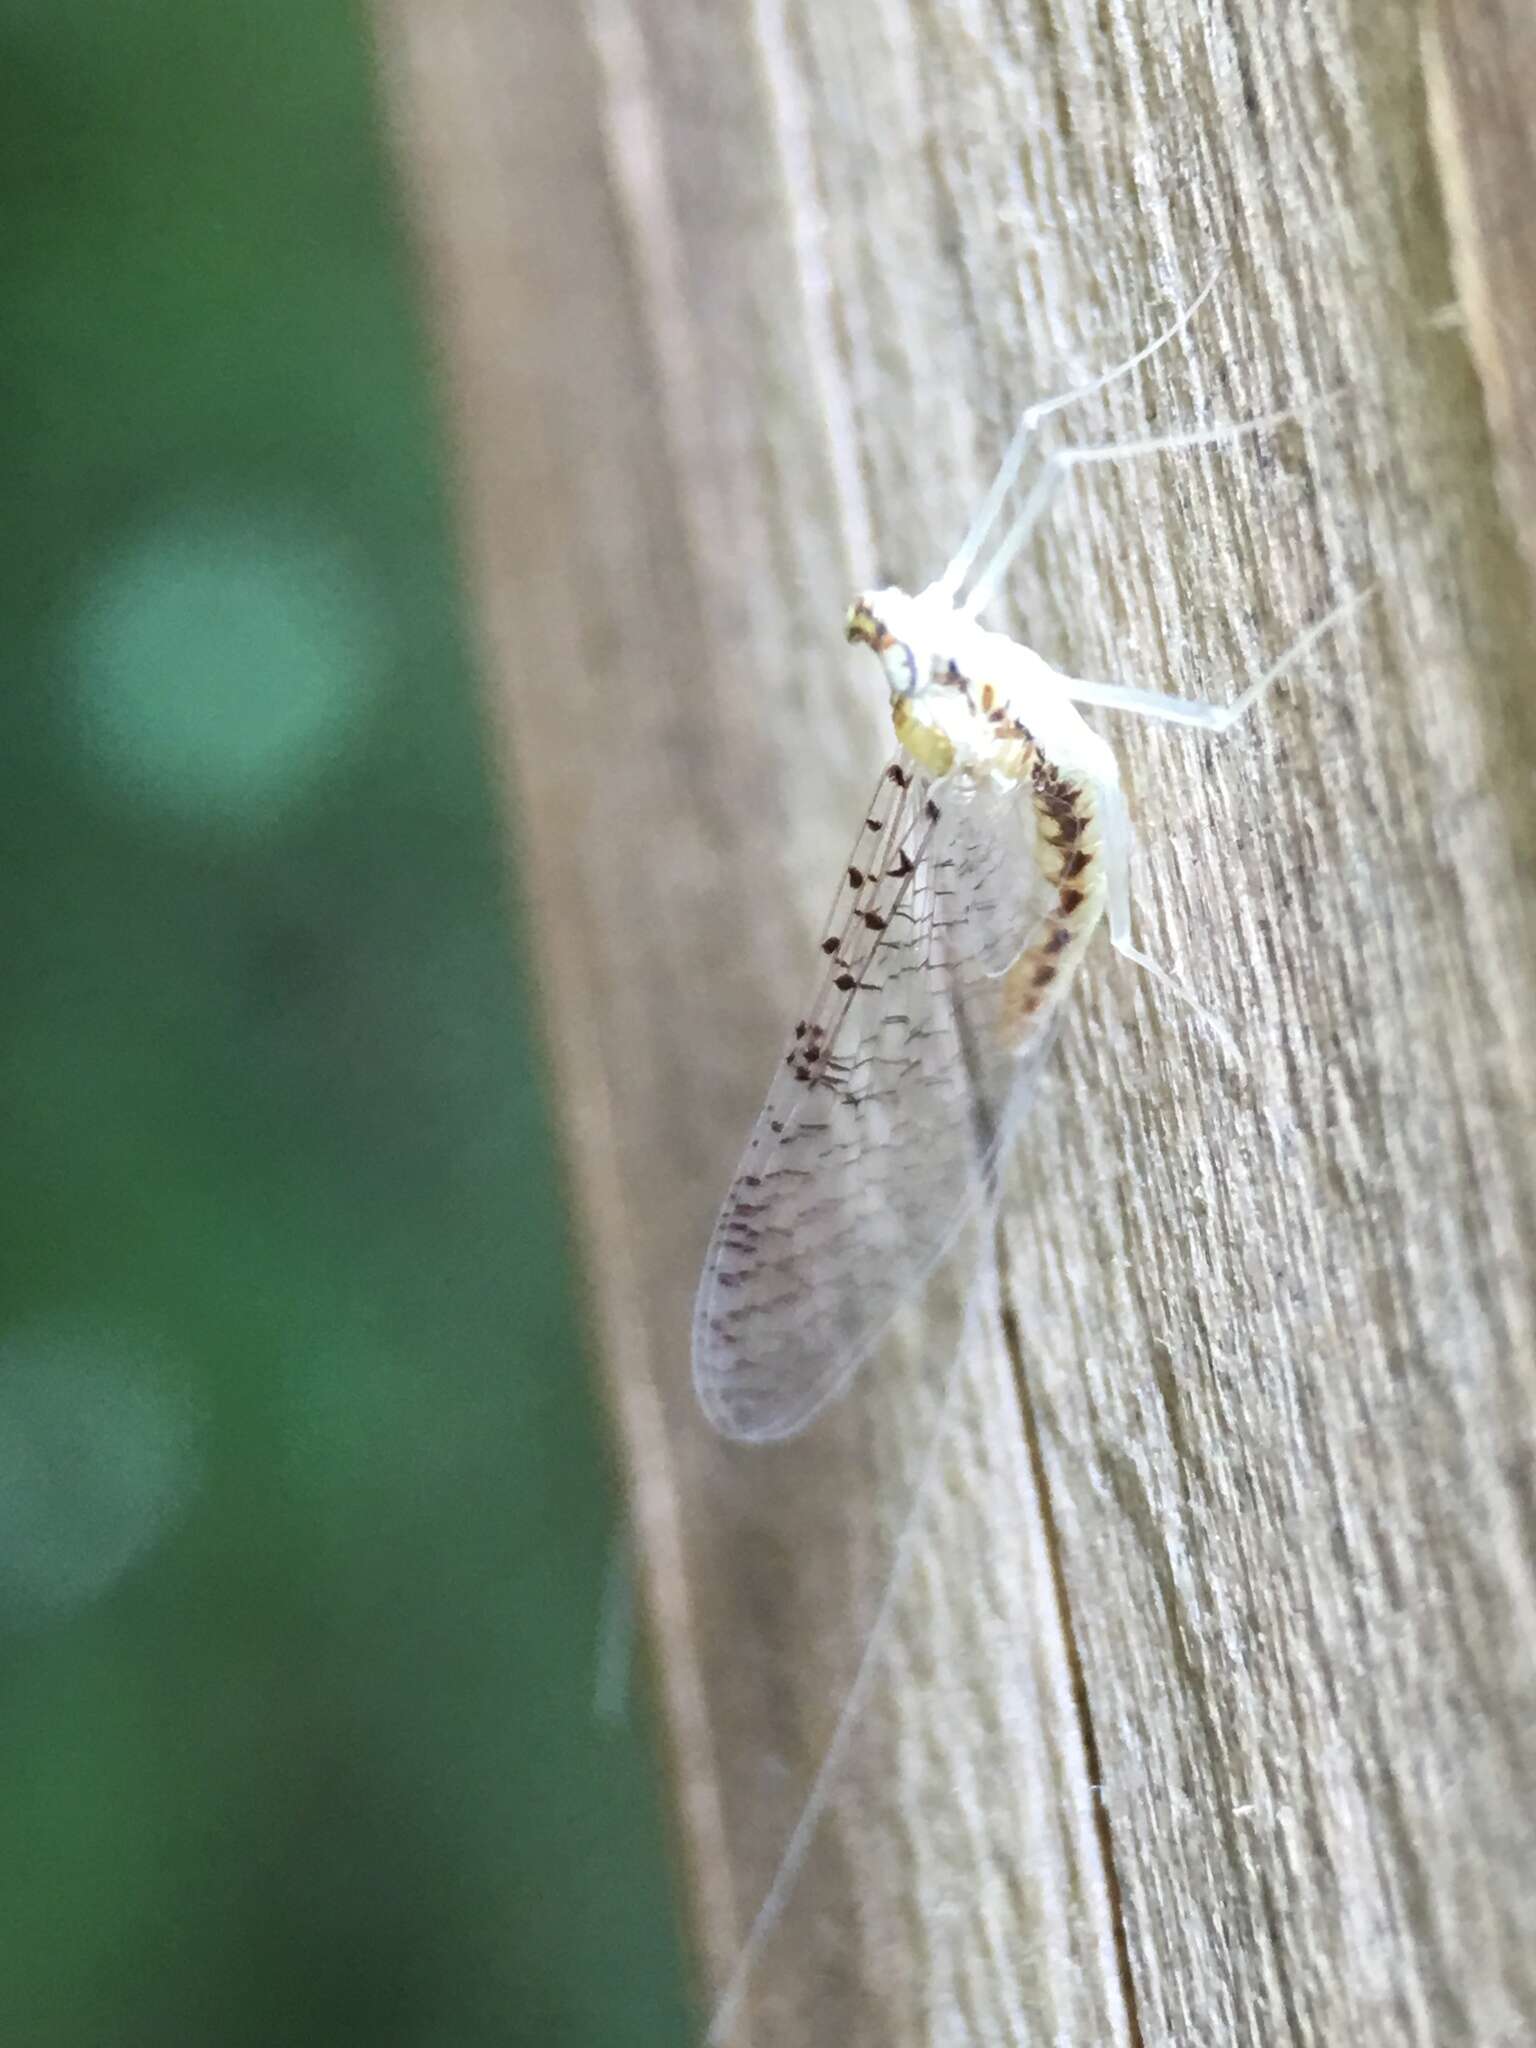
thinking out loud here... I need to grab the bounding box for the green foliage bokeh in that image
[0,5,689,2042]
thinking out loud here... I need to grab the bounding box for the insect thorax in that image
[847,583,1033,782]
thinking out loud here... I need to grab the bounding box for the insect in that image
[692,278,1364,1446]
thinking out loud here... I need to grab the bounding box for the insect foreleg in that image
[936,267,1223,602]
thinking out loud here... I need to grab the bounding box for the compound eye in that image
[886,640,920,696]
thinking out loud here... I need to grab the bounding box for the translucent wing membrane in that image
[693,757,1064,1441]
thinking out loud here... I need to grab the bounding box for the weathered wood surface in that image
[376,3,1536,2043]
[1425,1,1536,593]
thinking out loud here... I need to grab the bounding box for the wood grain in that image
[375,3,1536,2042]
[1424,0,1536,591]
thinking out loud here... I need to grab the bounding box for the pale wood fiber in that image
[1425,1,1536,590]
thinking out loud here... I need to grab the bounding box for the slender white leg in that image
[1062,587,1376,729]
[934,266,1224,600]
[1090,584,1374,1051]
[960,396,1336,619]
[1098,777,1244,1062]
[1087,585,1372,1063]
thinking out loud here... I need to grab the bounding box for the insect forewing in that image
[692,758,1062,1441]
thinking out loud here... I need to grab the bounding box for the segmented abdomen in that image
[999,752,1106,1045]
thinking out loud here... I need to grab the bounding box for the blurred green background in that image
[1,4,689,2041]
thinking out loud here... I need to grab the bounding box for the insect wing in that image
[692,761,1060,1441]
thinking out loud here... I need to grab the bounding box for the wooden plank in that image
[1424,0,1536,590]
[374,2,1536,2042]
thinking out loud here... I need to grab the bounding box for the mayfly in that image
[692,276,1365,1446]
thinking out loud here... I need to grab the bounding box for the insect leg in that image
[934,267,1223,600]
[1060,586,1376,729]
[1099,778,1243,1061]
[959,394,1339,620]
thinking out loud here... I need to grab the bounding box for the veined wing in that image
[692,756,1064,1442]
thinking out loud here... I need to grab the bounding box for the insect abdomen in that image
[1000,760,1106,1041]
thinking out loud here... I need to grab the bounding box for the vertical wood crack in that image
[994,1217,1147,2048]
